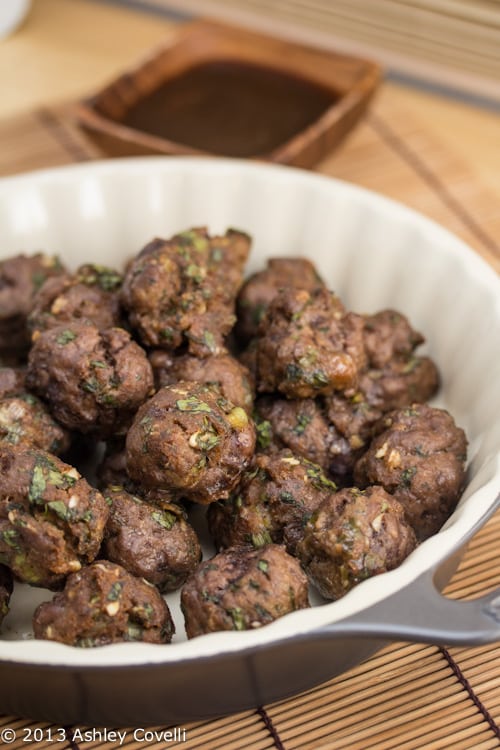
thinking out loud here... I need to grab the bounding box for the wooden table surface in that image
[1,2,500,749]
[1,0,500,198]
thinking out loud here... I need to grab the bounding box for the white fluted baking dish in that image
[0,157,499,725]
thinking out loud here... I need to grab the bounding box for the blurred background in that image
[1,0,500,192]
[137,0,500,103]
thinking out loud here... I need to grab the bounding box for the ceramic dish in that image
[74,21,380,168]
[0,157,499,725]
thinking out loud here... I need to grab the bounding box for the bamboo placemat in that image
[0,86,499,749]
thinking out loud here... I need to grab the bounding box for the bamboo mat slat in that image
[0,85,500,750]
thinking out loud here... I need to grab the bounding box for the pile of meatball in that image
[0,228,467,647]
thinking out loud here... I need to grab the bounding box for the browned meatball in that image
[0,446,108,589]
[0,392,71,454]
[102,487,201,592]
[235,257,326,343]
[0,253,65,355]
[0,367,26,398]
[97,439,179,506]
[208,450,336,554]
[320,308,440,477]
[322,357,439,476]
[255,289,363,398]
[255,397,352,483]
[28,264,123,335]
[121,227,250,356]
[26,322,154,438]
[297,486,417,600]
[33,560,174,646]
[149,351,254,413]
[354,404,467,540]
[0,564,13,626]
[363,310,425,369]
[126,382,256,504]
[359,357,439,413]
[181,544,309,638]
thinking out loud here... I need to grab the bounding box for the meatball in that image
[208,450,336,554]
[102,487,201,592]
[121,227,250,356]
[26,322,154,437]
[0,367,26,398]
[320,309,440,477]
[297,486,416,600]
[28,264,123,335]
[0,253,65,356]
[363,310,425,369]
[354,404,468,540]
[33,560,174,646]
[149,351,254,413]
[181,544,309,638]
[255,289,363,398]
[322,357,439,476]
[0,564,13,626]
[359,357,439,414]
[0,446,109,589]
[0,391,71,454]
[97,439,179,506]
[235,257,326,343]
[126,382,256,504]
[255,396,353,483]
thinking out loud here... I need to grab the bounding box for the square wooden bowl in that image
[74,21,381,169]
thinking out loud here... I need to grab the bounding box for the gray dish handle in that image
[320,567,500,646]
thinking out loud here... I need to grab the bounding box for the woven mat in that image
[0,87,500,749]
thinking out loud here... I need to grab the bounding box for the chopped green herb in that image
[79,265,122,292]
[176,397,211,413]
[47,500,69,520]
[305,464,337,491]
[107,582,123,602]
[402,357,419,374]
[279,491,297,505]
[126,622,143,641]
[56,329,77,346]
[1,529,20,550]
[28,464,46,502]
[294,413,312,435]
[257,559,269,574]
[251,303,267,327]
[227,607,246,631]
[251,530,273,547]
[203,331,217,353]
[414,445,428,458]
[160,327,175,341]
[190,429,220,452]
[151,510,176,530]
[75,637,99,648]
[285,363,303,382]
[201,588,220,604]
[255,418,272,450]
[82,377,99,394]
[400,466,417,487]
[31,271,47,291]
[185,263,205,283]
[254,604,272,621]
[311,369,329,387]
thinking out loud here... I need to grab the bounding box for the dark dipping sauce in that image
[121,61,337,157]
